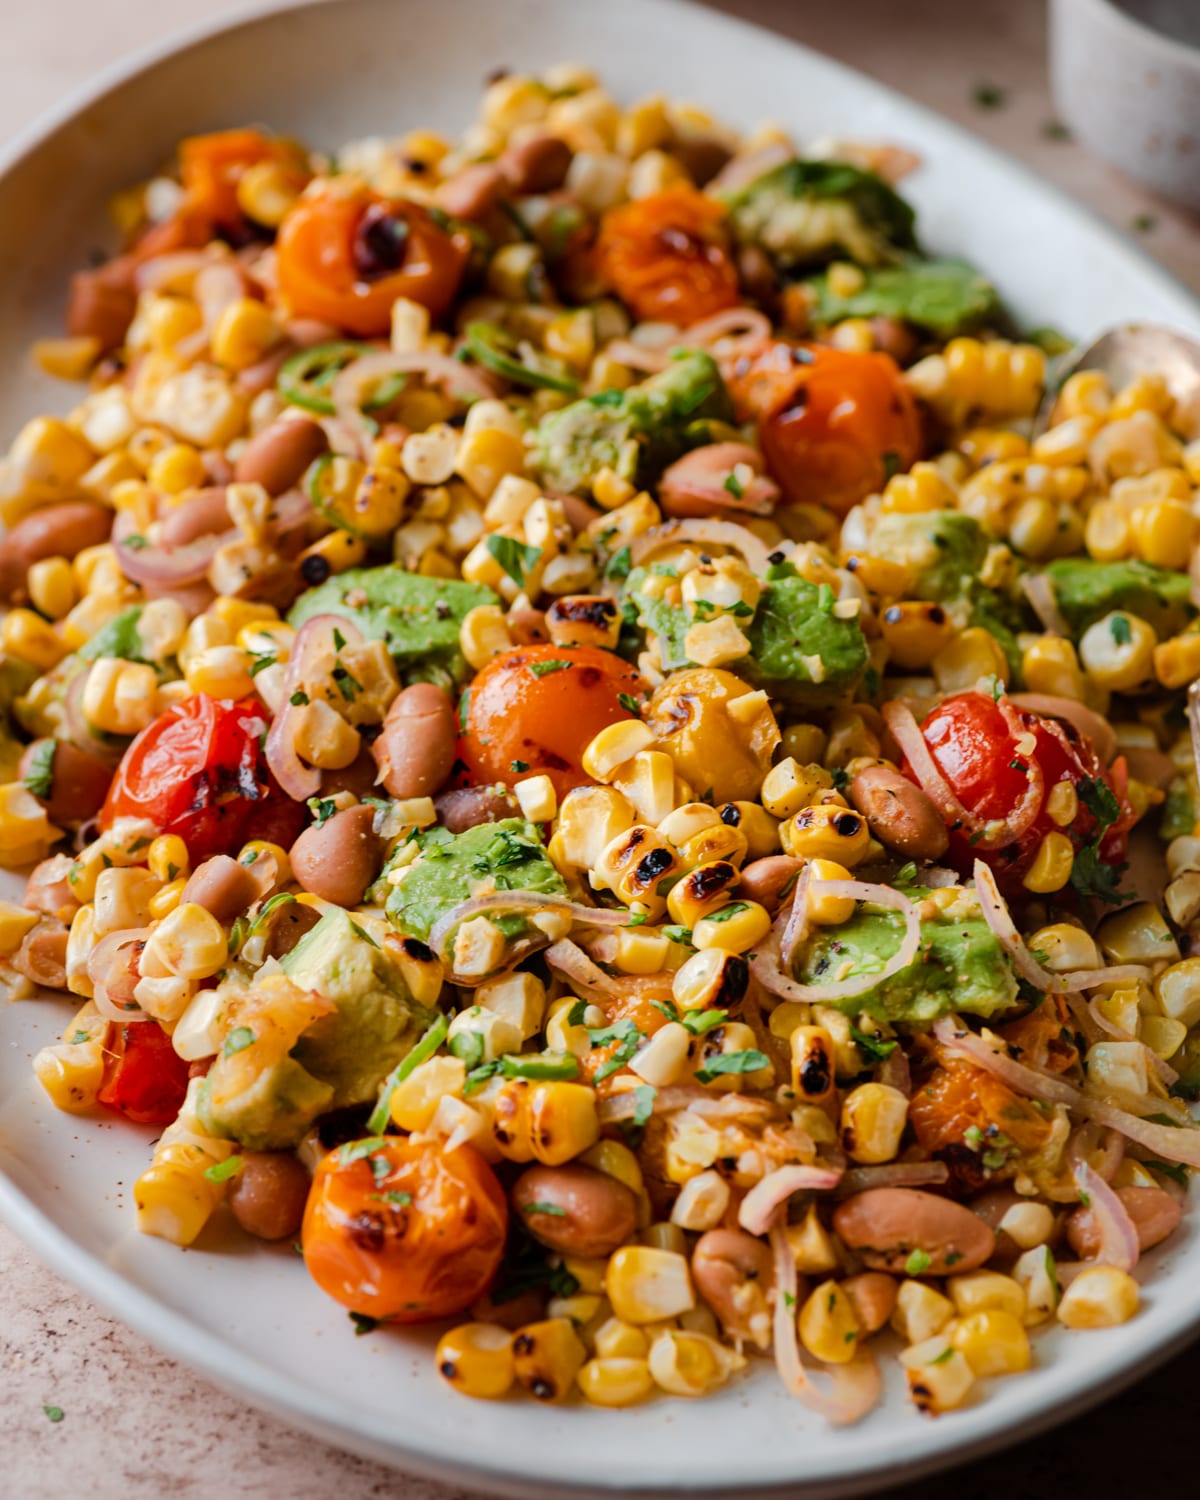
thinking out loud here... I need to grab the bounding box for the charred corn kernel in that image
[489,1078,600,1165]
[799,1281,860,1365]
[34,1038,106,1113]
[349,464,410,538]
[1079,610,1156,691]
[669,1169,731,1232]
[545,593,622,650]
[593,824,679,914]
[879,601,955,670]
[1155,958,1200,1027]
[950,1309,1031,1377]
[891,1281,955,1344]
[781,804,870,864]
[554,785,636,870]
[26,557,77,621]
[1,609,66,671]
[932,626,1010,693]
[1044,781,1079,827]
[1097,901,1180,964]
[1029,922,1100,972]
[667,861,739,927]
[840,1082,908,1164]
[692,900,771,954]
[144,902,227,980]
[671,947,748,1012]
[648,1329,743,1396]
[583,720,655,782]
[606,1246,695,1325]
[1013,1245,1060,1325]
[459,604,512,671]
[790,1026,836,1103]
[148,878,186,919]
[805,858,855,924]
[185,644,255,700]
[672,818,749,871]
[146,441,206,494]
[435,1322,514,1399]
[786,1202,840,1275]
[1022,830,1074,893]
[718,801,780,860]
[902,1338,976,1414]
[577,1356,654,1407]
[948,1271,1026,1321]
[1154,630,1200,689]
[1057,1266,1139,1329]
[511,1318,586,1403]
[297,529,368,577]
[761,758,833,819]
[390,1055,467,1132]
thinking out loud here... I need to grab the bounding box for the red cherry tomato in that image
[908,691,1135,889]
[302,1137,508,1323]
[98,1022,191,1125]
[594,186,740,326]
[100,695,304,863]
[459,643,650,797]
[727,341,922,514]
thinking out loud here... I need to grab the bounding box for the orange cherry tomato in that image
[595,186,740,326]
[179,127,310,236]
[579,977,673,1097]
[459,643,649,797]
[909,1053,1057,1191]
[302,1136,508,1324]
[727,341,922,514]
[276,186,469,337]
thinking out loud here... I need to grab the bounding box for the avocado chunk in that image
[1044,557,1194,640]
[795,889,1020,1026]
[529,351,733,496]
[387,817,566,944]
[741,573,868,706]
[722,158,917,272]
[288,566,498,691]
[805,256,1002,337]
[196,910,435,1149]
[867,510,989,602]
[622,565,693,672]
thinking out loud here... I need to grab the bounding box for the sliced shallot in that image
[738,1163,845,1236]
[1073,1160,1140,1271]
[627,519,771,576]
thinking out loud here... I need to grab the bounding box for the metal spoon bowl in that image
[1032,321,1200,436]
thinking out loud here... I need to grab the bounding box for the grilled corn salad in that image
[4,64,1200,1423]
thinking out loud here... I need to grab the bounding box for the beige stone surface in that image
[2,2,1199,1497]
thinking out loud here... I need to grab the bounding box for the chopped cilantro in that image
[605,546,632,582]
[522,1201,568,1216]
[372,1190,412,1207]
[499,1052,580,1081]
[973,82,1007,109]
[458,690,470,733]
[1132,212,1157,233]
[723,471,744,500]
[21,740,55,800]
[222,1027,255,1057]
[588,1019,642,1082]
[485,533,542,588]
[349,1312,379,1336]
[905,1248,932,1276]
[510,759,530,772]
[202,1155,243,1184]
[43,1405,64,1423]
[662,924,693,945]
[367,1012,450,1132]
[529,657,572,678]
[1109,614,1133,645]
[69,1029,90,1045]
[337,1136,393,1167]
[617,692,641,716]
[850,1026,898,1063]
[694,1049,768,1083]
[290,689,309,707]
[703,901,750,924]
[567,997,589,1028]
[307,796,337,828]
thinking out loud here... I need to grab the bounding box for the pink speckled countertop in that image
[4,3,1200,1497]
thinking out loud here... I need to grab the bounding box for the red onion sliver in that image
[973,859,1057,991]
[265,612,364,801]
[1020,573,1070,639]
[543,936,620,998]
[331,349,497,451]
[627,519,770,576]
[1007,693,1118,766]
[1078,1098,1200,1170]
[1066,1120,1125,1184]
[1073,1160,1140,1271]
[659,443,780,517]
[738,1163,845,1236]
[932,1014,1081,1105]
[837,1161,950,1196]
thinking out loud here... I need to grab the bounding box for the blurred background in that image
[2,1,1198,1497]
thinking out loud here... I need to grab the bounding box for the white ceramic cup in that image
[1050,0,1200,208]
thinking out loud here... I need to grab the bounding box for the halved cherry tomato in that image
[99,694,304,863]
[276,186,469,337]
[178,127,309,237]
[595,186,740,326]
[909,1051,1057,1190]
[98,1021,191,1125]
[727,341,922,514]
[302,1136,508,1323]
[459,643,649,797]
[905,690,1135,890]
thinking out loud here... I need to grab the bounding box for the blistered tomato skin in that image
[302,1137,508,1323]
[98,1022,191,1125]
[459,643,649,797]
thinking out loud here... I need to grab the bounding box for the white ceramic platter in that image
[3,1,1200,1494]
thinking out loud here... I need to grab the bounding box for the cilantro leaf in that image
[486,533,542,588]
[21,739,55,801]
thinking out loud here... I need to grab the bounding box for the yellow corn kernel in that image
[667,860,739,927]
[26,557,77,621]
[0,782,61,867]
[1079,610,1156,692]
[1142,1013,1186,1058]
[948,1271,1026,1321]
[1084,497,1131,561]
[148,878,186,919]
[785,1202,840,1275]
[1,609,67,672]
[512,1318,587,1403]
[594,1317,649,1360]
[33,1038,106,1113]
[133,1145,225,1247]
[949,1309,1031,1377]
[488,1078,600,1165]
[147,834,189,885]
[144,902,227,980]
[210,296,282,373]
[293,700,361,770]
[1128,497,1196,569]
[1153,630,1200,690]
[891,1280,956,1344]
[1056,1265,1139,1329]
[879,601,955,670]
[579,1138,644,1202]
[297,529,368,578]
[578,1356,654,1407]
[879,461,957,514]
[455,421,527,501]
[932,626,1010,694]
[805,858,855,924]
[1155,958,1200,1027]
[34,335,101,381]
[671,947,747,1012]
[647,1329,744,1396]
[1012,1244,1061,1325]
[146,442,206,495]
[606,1246,695,1325]
[435,1322,514,1399]
[553,785,636,870]
[797,1281,860,1364]
[593,823,679,915]
[719,801,780,860]
[81,657,159,736]
[840,1082,908,1164]
[185,644,255,700]
[1097,901,1180,964]
[1057,369,1111,421]
[1029,921,1100,972]
[614,928,670,975]
[781,804,870,865]
[459,603,513,671]
[958,426,1030,467]
[234,156,301,227]
[389,1055,466,1133]
[1022,830,1075,894]
[902,1337,976,1414]
[692,899,771,954]
[583,720,655,782]
[1044,781,1079,827]
[760,757,833,819]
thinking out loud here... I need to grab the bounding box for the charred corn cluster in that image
[5,64,1200,1429]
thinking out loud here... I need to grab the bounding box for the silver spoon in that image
[1032,322,1200,437]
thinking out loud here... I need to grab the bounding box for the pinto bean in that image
[869,317,918,366]
[322,748,383,800]
[436,162,507,220]
[228,1151,311,1241]
[499,134,572,194]
[848,764,949,861]
[158,486,231,547]
[1067,1185,1183,1259]
[433,785,519,833]
[672,136,734,187]
[0,501,113,602]
[290,805,382,907]
[18,739,112,826]
[181,855,264,926]
[691,1228,777,1348]
[12,918,69,990]
[67,255,138,350]
[234,416,328,495]
[371,683,457,799]
[512,1164,638,1258]
[840,1271,898,1335]
[737,855,803,912]
[22,855,80,922]
[832,1188,995,1275]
